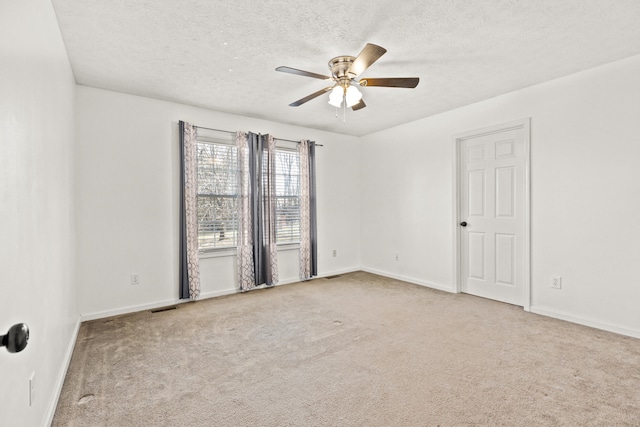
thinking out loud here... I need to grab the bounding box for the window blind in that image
[275,149,301,244]
[196,132,238,251]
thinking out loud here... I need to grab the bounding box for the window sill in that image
[199,248,236,259]
[277,243,300,252]
[199,243,300,259]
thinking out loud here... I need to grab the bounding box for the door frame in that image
[452,118,531,310]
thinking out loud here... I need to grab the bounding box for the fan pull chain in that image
[333,97,347,122]
[343,100,346,122]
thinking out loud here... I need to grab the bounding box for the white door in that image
[459,124,527,306]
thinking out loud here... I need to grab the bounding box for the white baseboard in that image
[530,306,640,339]
[81,289,244,321]
[315,267,361,279]
[81,298,188,321]
[275,277,302,287]
[45,315,81,427]
[360,266,455,293]
[199,288,239,299]
[81,267,362,322]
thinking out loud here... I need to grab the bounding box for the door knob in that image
[460,221,467,227]
[1,323,29,353]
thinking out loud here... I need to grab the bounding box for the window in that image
[274,149,301,244]
[195,131,300,252]
[196,134,238,251]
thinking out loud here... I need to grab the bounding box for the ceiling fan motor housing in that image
[329,56,357,86]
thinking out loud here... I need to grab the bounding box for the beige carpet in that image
[53,272,640,426]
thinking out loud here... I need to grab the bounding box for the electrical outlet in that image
[551,275,562,289]
[131,273,140,285]
[29,372,35,406]
[332,250,337,257]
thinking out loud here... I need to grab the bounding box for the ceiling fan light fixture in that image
[328,86,344,107]
[344,85,362,108]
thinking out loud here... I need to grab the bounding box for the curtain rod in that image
[194,125,324,147]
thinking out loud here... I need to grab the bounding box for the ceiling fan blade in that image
[276,66,331,80]
[359,77,419,88]
[347,43,387,77]
[289,87,333,107]
[351,99,366,111]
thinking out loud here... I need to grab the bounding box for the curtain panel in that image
[254,134,279,287]
[236,131,256,290]
[179,121,201,300]
[237,132,279,291]
[299,140,318,280]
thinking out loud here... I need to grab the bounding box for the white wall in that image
[0,0,79,425]
[361,54,640,337]
[75,87,361,319]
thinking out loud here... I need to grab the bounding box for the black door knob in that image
[1,323,29,353]
[460,221,467,227]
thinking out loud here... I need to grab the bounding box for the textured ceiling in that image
[52,0,640,136]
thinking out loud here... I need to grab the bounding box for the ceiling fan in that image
[276,43,419,111]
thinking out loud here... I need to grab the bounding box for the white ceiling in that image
[51,0,640,136]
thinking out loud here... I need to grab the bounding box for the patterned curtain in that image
[236,131,255,290]
[299,140,318,280]
[236,132,278,290]
[179,121,200,300]
[258,134,279,286]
